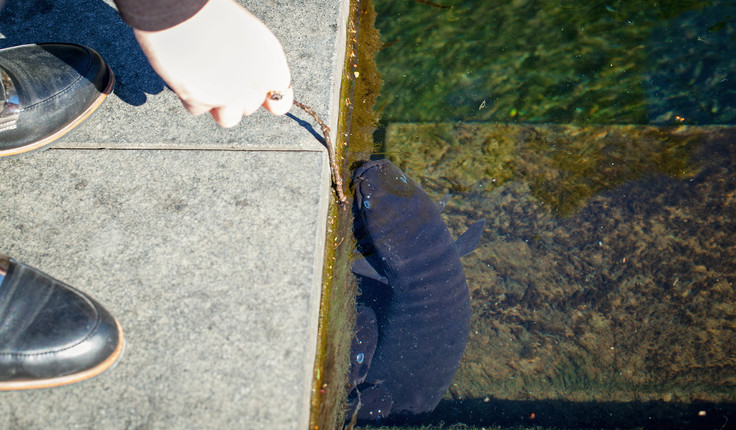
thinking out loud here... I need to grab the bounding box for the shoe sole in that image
[0,64,114,158]
[0,317,125,391]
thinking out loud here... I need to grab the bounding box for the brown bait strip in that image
[293,100,349,208]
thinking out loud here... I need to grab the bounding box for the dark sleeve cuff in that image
[113,0,209,31]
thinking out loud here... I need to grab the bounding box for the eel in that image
[348,159,484,421]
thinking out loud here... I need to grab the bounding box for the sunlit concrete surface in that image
[0,0,348,428]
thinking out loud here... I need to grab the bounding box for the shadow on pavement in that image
[0,0,165,106]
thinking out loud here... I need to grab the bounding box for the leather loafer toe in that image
[0,255,124,390]
[0,43,114,157]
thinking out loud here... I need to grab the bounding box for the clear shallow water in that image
[357,0,736,428]
[374,0,735,125]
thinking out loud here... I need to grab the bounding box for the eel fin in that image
[352,255,389,285]
[347,382,394,422]
[455,219,485,257]
[436,193,451,212]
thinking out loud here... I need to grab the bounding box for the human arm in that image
[114,0,293,127]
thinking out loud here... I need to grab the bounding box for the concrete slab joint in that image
[0,0,349,428]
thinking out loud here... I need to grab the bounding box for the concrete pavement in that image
[0,0,348,428]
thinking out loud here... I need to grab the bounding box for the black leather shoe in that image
[0,43,113,157]
[0,255,124,390]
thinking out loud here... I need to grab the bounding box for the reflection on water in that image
[355,0,736,428]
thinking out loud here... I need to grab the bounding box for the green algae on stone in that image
[519,124,703,215]
[309,0,385,429]
[437,127,736,409]
[372,0,731,125]
[384,123,707,216]
[383,123,517,199]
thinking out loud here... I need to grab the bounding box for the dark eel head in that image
[353,159,426,236]
[353,160,420,259]
[352,159,438,276]
[353,160,419,213]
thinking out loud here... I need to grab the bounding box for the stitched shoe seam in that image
[18,54,94,113]
[0,313,103,358]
